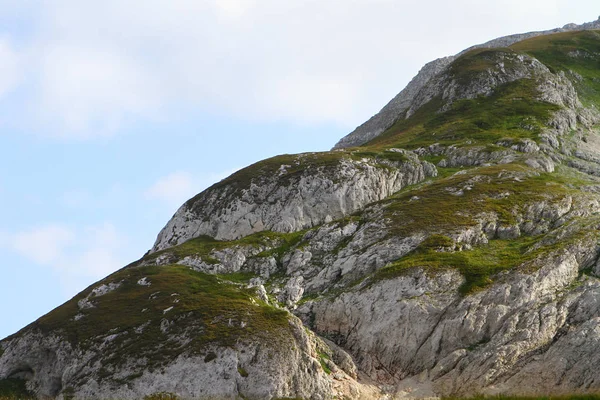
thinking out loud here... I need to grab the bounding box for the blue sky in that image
[1,1,599,339]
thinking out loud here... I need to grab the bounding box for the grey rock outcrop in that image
[0,319,335,400]
[152,154,436,252]
[307,232,600,396]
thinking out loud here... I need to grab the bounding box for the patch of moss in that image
[417,234,456,251]
[144,393,179,400]
[317,350,332,375]
[143,230,308,271]
[215,271,256,284]
[62,386,75,400]
[203,352,217,363]
[145,232,273,265]
[352,149,410,163]
[237,366,249,377]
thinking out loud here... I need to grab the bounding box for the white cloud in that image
[212,0,256,20]
[12,224,74,265]
[0,37,20,99]
[145,171,195,207]
[1,0,599,137]
[38,44,162,136]
[74,223,125,278]
[8,222,128,295]
[145,168,240,208]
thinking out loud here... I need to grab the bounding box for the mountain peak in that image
[333,17,600,150]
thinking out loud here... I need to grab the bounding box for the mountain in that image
[4,19,600,400]
[333,17,600,149]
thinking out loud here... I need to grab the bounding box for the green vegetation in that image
[146,231,286,265]
[512,30,600,106]
[215,271,256,283]
[62,386,75,400]
[317,350,332,375]
[255,230,307,260]
[192,152,349,195]
[237,366,249,377]
[33,265,290,374]
[418,234,456,250]
[143,229,308,276]
[364,159,600,295]
[449,48,518,86]
[381,163,579,237]
[143,393,179,400]
[367,76,559,151]
[367,79,558,149]
[357,33,600,152]
[352,149,410,163]
[372,213,600,295]
[0,379,34,400]
[373,236,539,294]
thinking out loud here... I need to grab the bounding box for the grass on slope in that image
[32,265,289,373]
[191,152,348,195]
[511,30,600,106]
[366,65,559,151]
[373,235,535,294]
[141,229,309,273]
[363,31,600,151]
[367,162,599,294]
[381,163,579,237]
[372,213,598,295]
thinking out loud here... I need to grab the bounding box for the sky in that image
[1,0,599,339]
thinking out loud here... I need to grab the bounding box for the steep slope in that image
[333,17,600,149]
[4,26,600,400]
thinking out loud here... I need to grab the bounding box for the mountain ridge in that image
[332,16,600,150]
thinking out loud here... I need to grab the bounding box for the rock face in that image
[151,151,436,251]
[5,20,600,400]
[0,318,333,400]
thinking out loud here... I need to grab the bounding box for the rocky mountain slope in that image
[333,17,600,150]
[4,22,600,400]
